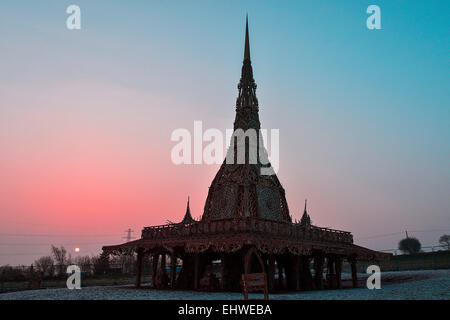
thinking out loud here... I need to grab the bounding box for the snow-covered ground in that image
[0,269,448,300]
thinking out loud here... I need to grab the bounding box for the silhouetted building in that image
[103,17,389,292]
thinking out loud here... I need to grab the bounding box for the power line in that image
[0,233,122,237]
[355,229,450,241]
[355,232,402,240]
[0,242,115,246]
[0,253,51,256]
[409,229,450,233]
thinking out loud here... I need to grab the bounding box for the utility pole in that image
[123,228,135,242]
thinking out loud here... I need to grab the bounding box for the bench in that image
[241,272,268,300]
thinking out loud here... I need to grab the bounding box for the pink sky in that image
[1,80,448,264]
[1,1,449,265]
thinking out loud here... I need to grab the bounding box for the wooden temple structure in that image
[103,18,390,292]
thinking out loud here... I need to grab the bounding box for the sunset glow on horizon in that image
[1,1,449,265]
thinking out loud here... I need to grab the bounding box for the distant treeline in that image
[357,250,450,272]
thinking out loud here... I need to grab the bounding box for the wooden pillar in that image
[298,256,313,291]
[335,256,343,289]
[327,256,335,289]
[152,252,158,288]
[194,253,199,290]
[267,256,275,291]
[350,256,358,288]
[175,254,192,290]
[304,257,313,290]
[221,251,245,291]
[295,256,301,291]
[277,259,284,289]
[221,252,245,291]
[160,253,169,288]
[313,253,324,290]
[285,255,298,291]
[298,256,305,290]
[170,254,177,288]
[220,253,227,291]
[160,253,166,278]
[135,248,143,288]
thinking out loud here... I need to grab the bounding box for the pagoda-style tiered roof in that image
[202,16,290,222]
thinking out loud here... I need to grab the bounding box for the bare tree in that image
[51,245,68,276]
[439,234,450,251]
[74,255,92,274]
[34,256,54,278]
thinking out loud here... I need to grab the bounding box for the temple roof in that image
[202,17,291,222]
[300,199,312,227]
[181,197,195,224]
[101,17,392,265]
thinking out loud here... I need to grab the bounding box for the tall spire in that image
[239,14,254,86]
[244,14,250,62]
[202,17,291,223]
[234,15,259,131]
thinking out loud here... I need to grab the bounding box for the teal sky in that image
[0,1,449,264]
